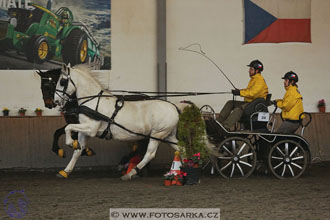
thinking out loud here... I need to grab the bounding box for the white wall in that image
[0,0,158,116]
[1,0,329,114]
[110,0,157,91]
[166,0,330,112]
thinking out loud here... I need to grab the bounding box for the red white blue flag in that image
[244,0,311,44]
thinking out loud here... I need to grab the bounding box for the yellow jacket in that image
[276,85,304,120]
[240,73,269,102]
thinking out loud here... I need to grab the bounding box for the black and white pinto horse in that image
[37,67,96,158]
[53,64,216,180]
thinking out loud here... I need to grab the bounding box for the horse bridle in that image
[55,67,77,103]
[41,76,58,99]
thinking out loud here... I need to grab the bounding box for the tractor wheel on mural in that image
[26,35,49,64]
[62,28,88,66]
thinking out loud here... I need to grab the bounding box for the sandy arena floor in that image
[0,162,330,220]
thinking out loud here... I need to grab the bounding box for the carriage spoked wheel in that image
[268,140,307,179]
[214,137,256,179]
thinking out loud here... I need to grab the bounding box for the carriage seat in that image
[239,94,272,131]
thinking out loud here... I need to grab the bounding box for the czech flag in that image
[244,0,311,44]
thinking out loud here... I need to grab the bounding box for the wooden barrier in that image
[299,113,330,161]
[0,113,329,169]
[0,116,173,169]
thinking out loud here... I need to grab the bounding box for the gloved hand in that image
[271,100,277,106]
[231,89,240,96]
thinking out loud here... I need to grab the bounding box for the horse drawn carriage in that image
[200,95,312,180]
[37,63,312,181]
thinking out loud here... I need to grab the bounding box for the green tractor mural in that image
[0,3,102,66]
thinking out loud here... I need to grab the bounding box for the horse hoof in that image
[56,170,68,179]
[72,140,81,150]
[81,147,96,157]
[58,149,66,158]
[86,147,95,156]
[131,174,139,180]
[120,174,131,181]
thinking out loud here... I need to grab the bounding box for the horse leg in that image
[56,133,87,178]
[121,139,160,181]
[52,125,66,158]
[165,128,180,152]
[64,123,96,147]
[70,130,95,157]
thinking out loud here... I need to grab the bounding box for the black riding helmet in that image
[282,71,298,83]
[247,60,263,72]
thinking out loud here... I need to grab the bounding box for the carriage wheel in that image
[268,140,307,179]
[214,137,256,179]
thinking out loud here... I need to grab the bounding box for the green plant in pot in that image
[177,102,208,161]
[18,108,27,116]
[2,108,9,116]
[177,102,208,184]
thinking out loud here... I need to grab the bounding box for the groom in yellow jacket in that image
[273,71,304,134]
[218,60,269,130]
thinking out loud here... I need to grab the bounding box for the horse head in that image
[37,69,61,109]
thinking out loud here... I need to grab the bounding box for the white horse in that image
[52,64,181,179]
[53,64,217,180]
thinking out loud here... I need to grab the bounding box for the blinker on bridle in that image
[55,67,76,103]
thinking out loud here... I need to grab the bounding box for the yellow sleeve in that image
[240,80,263,98]
[276,93,296,111]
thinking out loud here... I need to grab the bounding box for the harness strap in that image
[80,91,104,107]
[100,122,112,140]
[77,105,178,145]
[95,91,104,112]
[99,97,124,139]
[111,121,178,145]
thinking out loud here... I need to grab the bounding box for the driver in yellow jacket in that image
[273,71,304,134]
[218,60,269,130]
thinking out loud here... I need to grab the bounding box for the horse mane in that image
[41,68,61,77]
[72,64,107,90]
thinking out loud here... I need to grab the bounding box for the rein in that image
[105,89,231,98]
[56,90,232,103]
[53,66,232,145]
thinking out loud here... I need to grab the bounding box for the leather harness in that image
[75,94,178,145]
[56,70,178,144]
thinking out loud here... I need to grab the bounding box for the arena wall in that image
[0,113,329,169]
[1,0,330,114]
[166,0,330,113]
[0,0,329,169]
[0,116,174,169]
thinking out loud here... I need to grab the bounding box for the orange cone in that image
[170,151,182,176]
